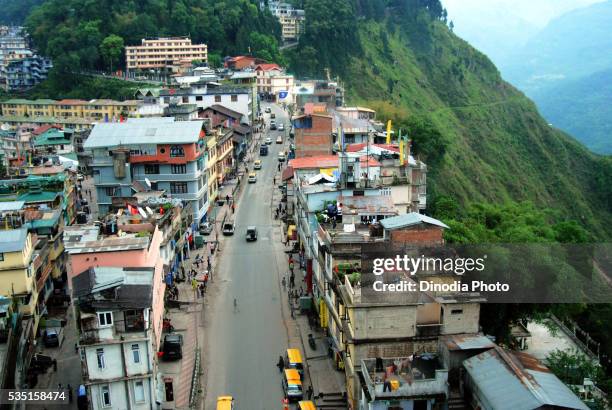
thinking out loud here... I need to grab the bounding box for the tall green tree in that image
[99,34,124,72]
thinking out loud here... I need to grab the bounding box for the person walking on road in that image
[306,385,314,400]
[290,272,295,288]
[277,355,285,372]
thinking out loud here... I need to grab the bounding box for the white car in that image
[278,151,286,162]
[265,137,273,145]
[276,136,283,144]
[278,123,285,131]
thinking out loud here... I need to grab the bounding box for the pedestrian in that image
[277,355,285,372]
[289,261,294,272]
[74,343,78,354]
[53,358,57,372]
[273,175,276,184]
[207,256,211,269]
[67,384,73,403]
[278,163,281,171]
[58,383,63,390]
[307,385,314,400]
[290,272,295,288]
[232,203,235,214]
[226,194,230,203]
[199,283,205,297]
[281,277,286,290]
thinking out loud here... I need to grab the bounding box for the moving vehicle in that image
[216,396,234,410]
[253,160,262,169]
[278,151,286,162]
[299,401,317,410]
[270,121,277,130]
[282,369,303,402]
[276,135,283,144]
[278,123,285,131]
[222,221,235,235]
[246,226,258,241]
[248,172,257,183]
[162,334,183,360]
[265,137,272,145]
[260,145,269,155]
[43,329,60,347]
[265,107,271,113]
[271,113,276,119]
[286,348,304,377]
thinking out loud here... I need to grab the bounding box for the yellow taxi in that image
[254,159,262,170]
[248,172,257,183]
[299,400,317,410]
[216,396,234,410]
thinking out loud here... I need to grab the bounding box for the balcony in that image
[361,356,448,399]
[416,323,442,337]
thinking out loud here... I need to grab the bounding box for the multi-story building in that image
[73,266,164,410]
[126,37,207,73]
[263,0,305,43]
[5,55,52,90]
[0,218,37,328]
[294,80,344,110]
[293,113,334,158]
[33,127,74,156]
[85,118,209,222]
[255,64,294,104]
[205,133,218,209]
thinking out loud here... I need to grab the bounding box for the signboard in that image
[278,90,288,99]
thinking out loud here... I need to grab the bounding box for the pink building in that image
[64,225,166,349]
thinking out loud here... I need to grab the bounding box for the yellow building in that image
[0,98,140,122]
[206,134,218,206]
[0,227,38,328]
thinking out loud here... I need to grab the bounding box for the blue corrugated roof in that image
[0,227,28,253]
[380,212,449,230]
[463,347,588,410]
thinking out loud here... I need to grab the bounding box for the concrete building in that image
[85,118,209,222]
[294,80,344,110]
[263,0,305,43]
[126,37,207,73]
[224,56,266,71]
[73,266,164,410]
[256,64,294,104]
[5,55,52,90]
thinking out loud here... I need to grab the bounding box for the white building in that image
[73,267,163,410]
[255,64,294,104]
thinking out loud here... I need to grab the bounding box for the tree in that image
[545,349,603,386]
[99,34,124,72]
[207,53,223,69]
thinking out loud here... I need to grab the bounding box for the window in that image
[96,348,106,369]
[214,95,221,103]
[182,96,189,103]
[144,164,159,174]
[451,309,463,315]
[171,164,186,174]
[170,182,188,194]
[132,344,141,363]
[195,96,203,101]
[0,253,3,262]
[170,145,185,157]
[100,384,111,407]
[150,181,158,190]
[231,94,238,102]
[98,311,113,327]
[163,97,170,104]
[104,187,117,197]
[134,380,145,403]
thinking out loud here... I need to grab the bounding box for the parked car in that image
[222,221,235,235]
[246,226,258,241]
[162,334,183,360]
[43,329,60,347]
[199,222,213,235]
[248,172,257,183]
[254,160,262,170]
[271,113,276,119]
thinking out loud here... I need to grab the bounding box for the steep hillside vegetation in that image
[287,1,612,239]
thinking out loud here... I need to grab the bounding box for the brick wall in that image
[390,225,444,244]
[295,115,332,158]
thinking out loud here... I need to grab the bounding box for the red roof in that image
[359,156,381,167]
[32,124,60,135]
[282,167,294,181]
[255,63,281,72]
[55,99,87,105]
[289,155,338,170]
[345,143,400,153]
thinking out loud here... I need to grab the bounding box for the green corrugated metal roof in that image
[34,129,71,146]
[17,191,60,203]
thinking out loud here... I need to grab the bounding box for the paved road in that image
[203,103,293,409]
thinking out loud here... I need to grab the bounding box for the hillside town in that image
[0,26,607,410]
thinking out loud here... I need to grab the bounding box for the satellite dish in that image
[0,123,10,131]
[145,178,151,188]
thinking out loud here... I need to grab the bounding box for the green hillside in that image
[345,20,611,239]
[287,1,611,239]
